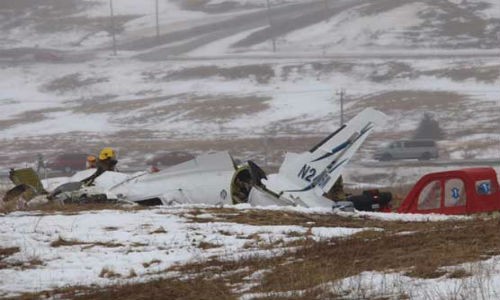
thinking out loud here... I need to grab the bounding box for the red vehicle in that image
[398,168,500,215]
[46,153,89,173]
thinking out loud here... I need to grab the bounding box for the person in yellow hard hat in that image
[82,147,118,185]
[97,147,118,171]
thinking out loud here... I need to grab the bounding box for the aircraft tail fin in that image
[277,108,386,195]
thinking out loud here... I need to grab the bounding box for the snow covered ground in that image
[0,206,363,297]
[1,204,489,299]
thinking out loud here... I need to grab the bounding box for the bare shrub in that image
[51,236,124,248]
[198,241,220,250]
[51,236,87,248]
[143,259,161,268]
[99,266,121,279]
[150,226,167,234]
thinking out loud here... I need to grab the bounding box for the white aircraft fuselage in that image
[42,108,387,208]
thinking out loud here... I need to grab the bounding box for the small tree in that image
[413,113,445,140]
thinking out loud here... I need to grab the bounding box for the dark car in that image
[46,153,89,173]
[146,151,195,168]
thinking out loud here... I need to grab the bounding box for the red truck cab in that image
[398,168,500,215]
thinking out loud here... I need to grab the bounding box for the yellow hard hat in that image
[99,147,116,160]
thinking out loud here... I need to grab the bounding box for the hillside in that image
[0,0,499,183]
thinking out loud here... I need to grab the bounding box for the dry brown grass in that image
[50,236,87,248]
[351,90,467,112]
[51,236,124,248]
[198,241,221,250]
[185,207,423,231]
[0,247,20,260]
[150,226,167,234]
[0,254,43,271]
[103,226,119,231]
[142,259,161,268]
[20,276,235,300]
[164,64,275,84]
[253,219,500,292]
[42,73,108,94]
[119,95,271,124]
[99,266,121,279]
[167,215,500,298]
[70,95,175,114]
[422,65,500,83]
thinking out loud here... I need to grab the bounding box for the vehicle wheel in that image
[380,153,392,161]
[419,152,431,161]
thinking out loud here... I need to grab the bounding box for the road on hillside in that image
[125,0,365,60]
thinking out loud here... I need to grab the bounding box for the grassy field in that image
[3,204,500,299]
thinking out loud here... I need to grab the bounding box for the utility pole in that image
[337,89,345,125]
[265,0,276,52]
[109,0,117,55]
[155,0,160,42]
[324,0,329,21]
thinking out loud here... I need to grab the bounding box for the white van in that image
[374,140,439,161]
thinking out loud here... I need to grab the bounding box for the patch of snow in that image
[335,210,471,222]
[2,112,120,138]
[272,2,427,51]
[335,258,500,300]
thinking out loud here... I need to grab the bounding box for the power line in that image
[265,0,276,53]
[155,0,160,42]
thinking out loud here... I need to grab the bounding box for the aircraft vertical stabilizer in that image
[274,108,387,198]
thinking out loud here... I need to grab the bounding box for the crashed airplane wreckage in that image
[4,108,389,210]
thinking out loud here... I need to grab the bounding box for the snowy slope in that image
[0,0,499,183]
